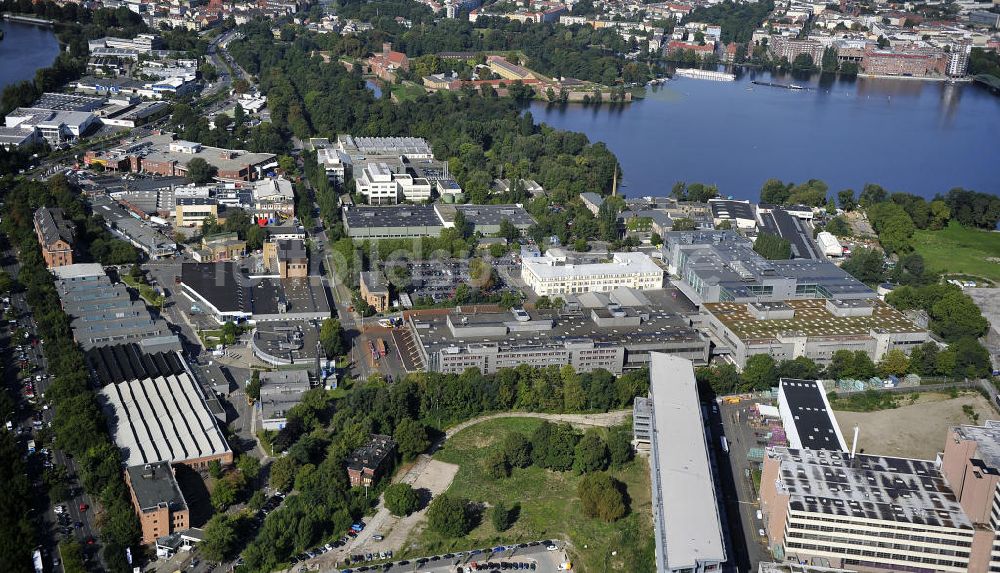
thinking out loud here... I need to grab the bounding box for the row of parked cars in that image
[338,541,556,573]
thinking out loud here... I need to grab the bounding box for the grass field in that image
[410,417,655,572]
[391,81,426,102]
[912,222,1000,283]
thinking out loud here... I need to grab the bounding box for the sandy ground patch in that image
[835,392,994,459]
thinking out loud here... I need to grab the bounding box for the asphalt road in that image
[716,397,773,571]
[1,249,103,571]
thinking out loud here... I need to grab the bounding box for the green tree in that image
[220,321,239,345]
[760,179,791,204]
[826,216,851,237]
[841,248,885,284]
[930,291,989,342]
[742,354,778,389]
[237,454,261,480]
[878,349,910,377]
[608,428,634,468]
[208,459,223,479]
[792,53,816,71]
[859,183,888,207]
[491,501,519,532]
[531,421,580,471]
[837,189,856,211]
[186,157,218,184]
[201,514,239,562]
[247,370,261,402]
[210,473,241,511]
[268,456,299,492]
[573,429,610,474]
[753,233,791,260]
[320,318,345,359]
[485,449,512,479]
[577,472,626,522]
[394,417,430,461]
[501,432,532,468]
[384,483,421,516]
[427,494,472,537]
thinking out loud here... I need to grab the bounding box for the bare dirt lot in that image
[835,392,995,459]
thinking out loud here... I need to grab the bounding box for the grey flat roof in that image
[181,262,252,314]
[343,205,442,230]
[768,446,972,529]
[709,198,755,221]
[92,194,176,255]
[648,353,726,569]
[100,370,231,466]
[413,303,702,356]
[126,461,187,513]
[440,203,536,229]
[259,370,311,421]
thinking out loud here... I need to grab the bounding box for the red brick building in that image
[346,434,396,487]
[33,207,75,268]
[862,48,947,77]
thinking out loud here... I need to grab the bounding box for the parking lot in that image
[385,259,519,305]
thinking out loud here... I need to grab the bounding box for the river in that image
[529,69,1000,200]
[0,20,60,92]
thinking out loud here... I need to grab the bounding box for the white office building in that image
[355,162,432,205]
[520,251,663,296]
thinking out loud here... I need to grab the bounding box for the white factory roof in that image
[99,371,230,466]
[523,251,661,279]
[51,263,106,280]
[648,353,726,571]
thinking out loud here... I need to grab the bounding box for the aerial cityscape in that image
[0,0,998,572]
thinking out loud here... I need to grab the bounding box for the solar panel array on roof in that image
[86,343,185,386]
[778,379,848,452]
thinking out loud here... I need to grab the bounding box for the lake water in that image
[529,69,1000,201]
[0,21,60,91]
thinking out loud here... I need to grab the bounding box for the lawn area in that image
[912,222,1000,284]
[391,81,426,102]
[410,417,655,572]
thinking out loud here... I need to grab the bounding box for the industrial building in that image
[259,370,312,431]
[408,297,708,375]
[342,205,443,239]
[645,354,727,573]
[179,262,331,324]
[52,264,180,351]
[435,203,536,236]
[250,320,324,370]
[33,207,75,268]
[776,378,848,452]
[663,231,873,305]
[97,353,232,469]
[521,250,663,296]
[91,194,176,259]
[125,462,189,545]
[700,298,928,369]
[108,134,277,181]
[709,198,757,230]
